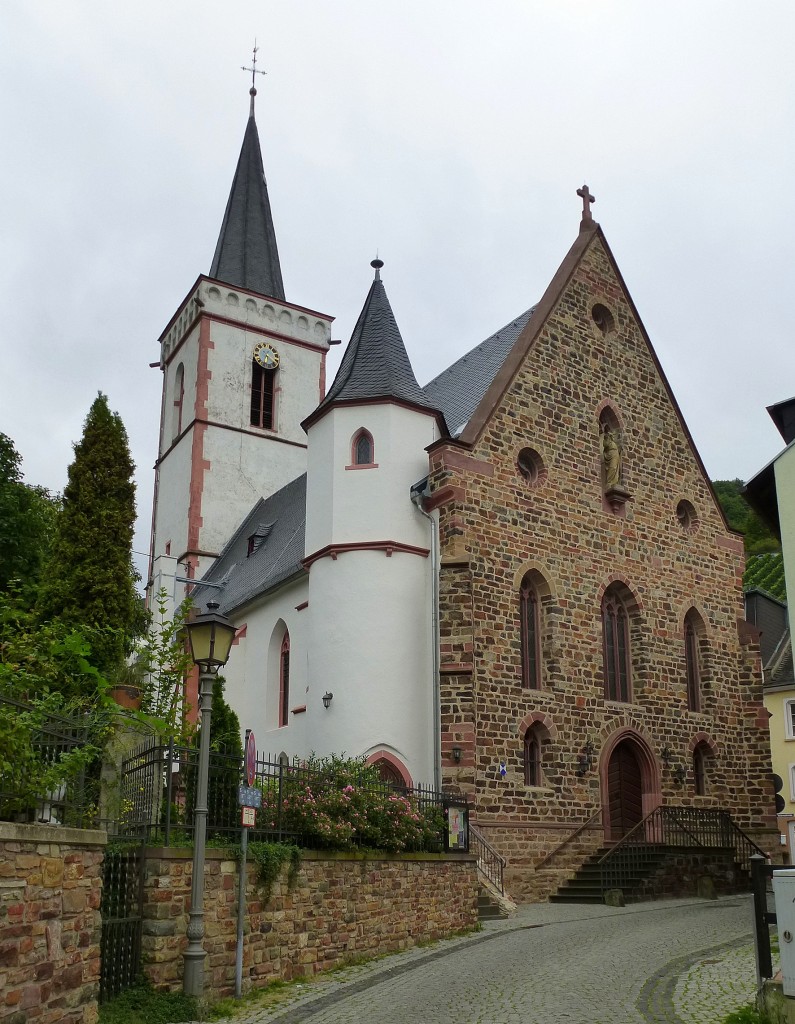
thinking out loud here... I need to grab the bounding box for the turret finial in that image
[371,256,384,281]
[241,40,267,117]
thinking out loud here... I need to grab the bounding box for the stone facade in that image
[142,847,477,999]
[0,822,105,1024]
[429,227,776,901]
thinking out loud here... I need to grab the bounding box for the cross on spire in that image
[241,41,267,115]
[577,184,595,228]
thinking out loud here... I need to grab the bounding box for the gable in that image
[457,225,733,538]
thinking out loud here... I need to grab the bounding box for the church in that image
[147,84,775,900]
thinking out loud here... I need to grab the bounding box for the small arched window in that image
[602,587,632,703]
[693,743,710,796]
[520,578,541,689]
[172,363,185,440]
[351,429,375,467]
[279,632,290,727]
[524,732,542,786]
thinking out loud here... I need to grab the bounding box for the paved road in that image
[222,896,760,1024]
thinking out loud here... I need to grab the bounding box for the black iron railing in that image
[0,695,98,828]
[469,824,505,894]
[99,844,145,1002]
[598,805,766,896]
[118,739,466,853]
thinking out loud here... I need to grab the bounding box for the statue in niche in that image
[600,422,623,491]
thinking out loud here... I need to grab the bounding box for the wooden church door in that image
[607,741,643,837]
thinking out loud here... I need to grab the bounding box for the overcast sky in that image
[3,1,794,584]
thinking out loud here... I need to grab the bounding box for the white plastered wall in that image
[221,577,310,758]
[303,402,440,783]
[775,448,795,639]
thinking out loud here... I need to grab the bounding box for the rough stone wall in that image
[430,229,776,902]
[142,848,478,998]
[633,849,744,901]
[0,823,105,1024]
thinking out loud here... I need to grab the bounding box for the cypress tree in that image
[37,393,142,677]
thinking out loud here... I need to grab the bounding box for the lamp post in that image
[183,601,236,998]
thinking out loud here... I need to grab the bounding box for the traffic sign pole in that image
[236,729,256,998]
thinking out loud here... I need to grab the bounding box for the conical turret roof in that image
[209,95,285,299]
[319,260,434,410]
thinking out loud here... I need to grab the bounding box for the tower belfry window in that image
[251,361,276,429]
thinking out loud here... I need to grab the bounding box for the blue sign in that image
[238,785,262,809]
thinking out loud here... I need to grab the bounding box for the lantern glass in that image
[187,607,236,670]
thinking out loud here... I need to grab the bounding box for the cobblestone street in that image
[217,896,758,1024]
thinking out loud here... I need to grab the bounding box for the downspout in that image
[411,479,441,791]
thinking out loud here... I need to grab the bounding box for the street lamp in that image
[183,601,236,997]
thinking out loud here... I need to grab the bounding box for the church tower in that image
[148,84,334,591]
[302,260,445,786]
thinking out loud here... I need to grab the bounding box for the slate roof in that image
[766,627,794,685]
[420,306,536,435]
[209,110,285,300]
[191,474,306,616]
[317,268,435,412]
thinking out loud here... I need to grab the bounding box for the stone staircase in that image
[549,844,670,904]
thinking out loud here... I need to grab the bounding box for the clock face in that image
[253,342,280,369]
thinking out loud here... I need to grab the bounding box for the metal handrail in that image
[535,807,603,870]
[597,805,767,896]
[469,824,506,895]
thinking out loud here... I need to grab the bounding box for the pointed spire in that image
[209,85,285,300]
[319,259,432,409]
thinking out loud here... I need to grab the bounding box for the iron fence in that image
[118,738,467,853]
[0,695,99,828]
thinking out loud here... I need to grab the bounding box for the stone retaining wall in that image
[142,847,478,998]
[0,822,106,1024]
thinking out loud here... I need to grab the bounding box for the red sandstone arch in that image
[518,710,559,741]
[687,732,719,757]
[599,727,662,841]
[365,750,413,788]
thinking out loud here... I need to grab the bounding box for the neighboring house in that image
[746,401,795,861]
[148,90,776,900]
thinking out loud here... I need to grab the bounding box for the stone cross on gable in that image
[577,184,596,225]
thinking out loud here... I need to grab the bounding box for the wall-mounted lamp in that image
[661,746,673,767]
[575,738,596,777]
[672,763,687,785]
[322,691,333,709]
[451,746,462,763]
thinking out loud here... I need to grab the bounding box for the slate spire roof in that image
[317,259,434,411]
[209,90,285,300]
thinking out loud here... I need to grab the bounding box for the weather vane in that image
[241,41,267,113]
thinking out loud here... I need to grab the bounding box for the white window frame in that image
[786,699,795,740]
[789,763,795,803]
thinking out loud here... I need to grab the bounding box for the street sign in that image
[241,806,256,828]
[245,730,256,786]
[238,785,261,808]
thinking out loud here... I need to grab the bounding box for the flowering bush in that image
[256,754,445,853]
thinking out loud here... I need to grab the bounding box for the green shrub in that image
[256,753,445,853]
[98,983,198,1024]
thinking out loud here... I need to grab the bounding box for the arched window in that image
[251,362,276,429]
[172,363,184,440]
[524,730,542,786]
[523,722,553,787]
[520,578,541,689]
[693,743,709,796]
[279,632,290,727]
[684,609,707,712]
[685,615,701,712]
[351,429,375,467]
[602,587,632,703]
